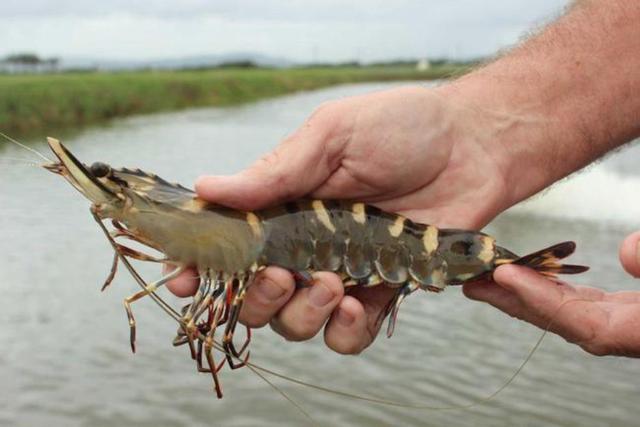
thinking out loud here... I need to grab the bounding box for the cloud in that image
[0,0,568,61]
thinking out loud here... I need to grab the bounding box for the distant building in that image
[416,58,431,71]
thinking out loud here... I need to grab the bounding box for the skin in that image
[168,0,640,356]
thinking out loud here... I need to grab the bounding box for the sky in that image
[0,0,570,63]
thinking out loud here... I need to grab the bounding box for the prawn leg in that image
[222,275,253,369]
[200,296,228,397]
[103,243,166,293]
[115,243,164,263]
[101,251,119,291]
[385,281,419,338]
[172,303,193,346]
[101,222,165,291]
[181,274,225,361]
[124,265,186,353]
[182,275,211,334]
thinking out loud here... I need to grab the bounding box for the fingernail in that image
[256,278,286,301]
[308,282,334,307]
[336,308,355,327]
[636,241,640,266]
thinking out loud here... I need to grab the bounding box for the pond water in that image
[1,82,640,427]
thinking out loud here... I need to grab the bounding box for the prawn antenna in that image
[245,363,319,426]
[0,157,41,167]
[0,132,53,162]
[244,297,594,411]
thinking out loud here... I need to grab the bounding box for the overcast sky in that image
[1,0,570,62]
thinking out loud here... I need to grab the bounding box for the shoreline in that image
[0,65,468,137]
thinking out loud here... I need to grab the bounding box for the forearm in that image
[437,0,640,209]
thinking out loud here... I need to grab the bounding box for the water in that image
[1,82,639,427]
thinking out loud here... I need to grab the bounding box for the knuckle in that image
[572,327,611,356]
[327,338,364,355]
[304,100,342,133]
[240,313,270,329]
[581,341,610,356]
[239,291,292,330]
[326,318,372,355]
[461,284,481,300]
[309,100,336,120]
[254,150,297,200]
[257,149,281,170]
[271,315,321,342]
[286,323,320,341]
[579,333,616,356]
[257,266,296,291]
[313,273,345,297]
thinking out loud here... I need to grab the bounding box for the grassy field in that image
[0,65,469,136]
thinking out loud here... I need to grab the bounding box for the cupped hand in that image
[463,231,640,357]
[167,85,511,354]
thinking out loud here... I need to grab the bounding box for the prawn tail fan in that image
[501,241,589,277]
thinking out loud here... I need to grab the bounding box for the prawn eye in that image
[90,162,111,178]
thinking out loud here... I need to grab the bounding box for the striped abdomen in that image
[255,200,501,291]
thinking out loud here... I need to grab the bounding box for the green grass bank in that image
[0,65,468,136]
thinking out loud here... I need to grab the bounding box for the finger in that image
[619,231,640,278]
[195,104,346,210]
[324,296,370,354]
[239,267,296,328]
[492,264,567,311]
[324,285,396,354]
[492,265,563,326]
[270,272,344,341]
[165,265,199,297]
[344,284,397,336]
[493,264,602,344]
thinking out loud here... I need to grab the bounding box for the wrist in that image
[434,0,640,210]
[434,74,560,211]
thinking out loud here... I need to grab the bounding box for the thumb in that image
[461,266,554,320]
[195,112,344,210]
[619,231,640,278]
[490,264,583,334]
[493,264,565,309]
[493,265,605,349]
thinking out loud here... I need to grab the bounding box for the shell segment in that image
[437,229,497,284]
[257,200,499,290]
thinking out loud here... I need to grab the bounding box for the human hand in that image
[463,231,640,357]
[167,85,514,354]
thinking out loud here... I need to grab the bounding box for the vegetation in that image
[0,64,470,136]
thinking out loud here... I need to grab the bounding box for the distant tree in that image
[5,53,42,64]
[1,53,60,73]
[216,60,259,69]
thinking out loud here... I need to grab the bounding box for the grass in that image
[0,65,469,136]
